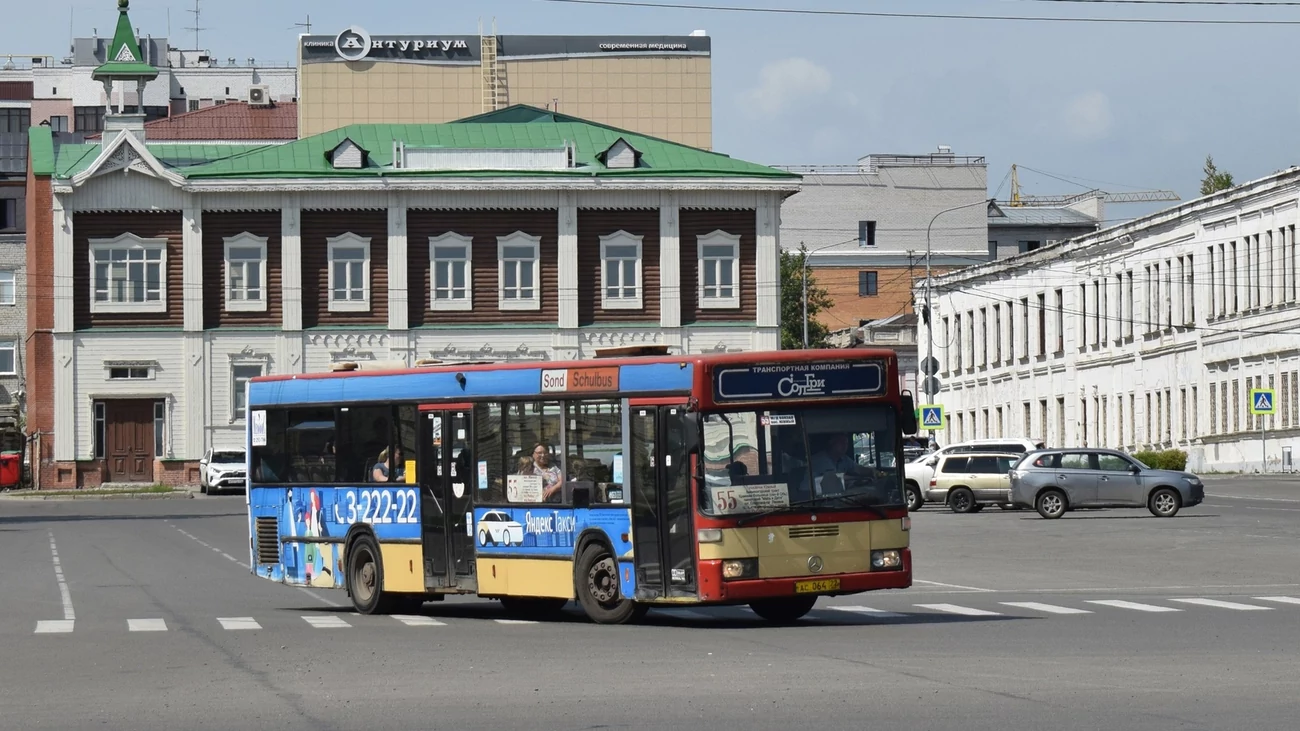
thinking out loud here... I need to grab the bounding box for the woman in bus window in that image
[533,443,564,501]
[371,447,405,483]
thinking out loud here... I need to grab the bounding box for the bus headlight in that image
[871,550,902,569]
[722,559,758,580]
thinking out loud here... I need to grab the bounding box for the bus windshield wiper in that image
[736,490,887,526]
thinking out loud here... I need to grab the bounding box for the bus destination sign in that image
[713,361,884,402]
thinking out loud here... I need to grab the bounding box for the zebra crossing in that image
[23,595,1300,634]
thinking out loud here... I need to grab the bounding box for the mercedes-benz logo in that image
[807,555,824,574]
[335,26,372,62]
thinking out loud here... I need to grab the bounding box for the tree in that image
[1201,155,1235,196]
[779,246,833,349]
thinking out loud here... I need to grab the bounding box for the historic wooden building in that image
[26,104,798,487]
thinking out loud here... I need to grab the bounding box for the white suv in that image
[903,438,1044,511]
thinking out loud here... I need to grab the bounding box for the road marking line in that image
[1170,598,1272,611]
[303,615,350,628]
[827,605,906,618]
[914,603,1002,616]
[913,579,996,593]
[393,615,446,626]
[128,618,168,632]
[1255,596,1300,606]
[47,531,75,621]
[297,587,345,608]
[494,619,538,625]
[35,620,75,634]
[1000,602,1093,615]
[221,553,240,563]
[217,617,262,630]
[1086,600,1181,613]
[1206,493,1300,503]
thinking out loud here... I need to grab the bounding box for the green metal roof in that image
[93,1,158,80]
[31,105,797,183]
[182,118,793,179]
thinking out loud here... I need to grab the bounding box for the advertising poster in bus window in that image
[250,410,267,447]
[709,483,790,515]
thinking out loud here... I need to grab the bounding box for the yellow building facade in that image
[299,27,713,149]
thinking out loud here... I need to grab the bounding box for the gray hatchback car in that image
[1009,448,1204,519]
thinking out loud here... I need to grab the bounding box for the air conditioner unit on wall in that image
[247,85,271,106]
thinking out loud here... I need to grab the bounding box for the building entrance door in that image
[105,400,156,482]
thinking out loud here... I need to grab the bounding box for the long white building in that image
[919,167,1300,473]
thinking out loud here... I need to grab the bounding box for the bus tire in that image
[346,534,387,615]
[575,543,642,624]
[500,596,568,620]
[749,596,818,624]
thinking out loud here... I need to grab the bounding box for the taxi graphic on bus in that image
[245,349,915,625]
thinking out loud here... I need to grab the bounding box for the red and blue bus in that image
[245,348,915,624]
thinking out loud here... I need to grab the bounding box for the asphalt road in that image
[1,479,1298,730]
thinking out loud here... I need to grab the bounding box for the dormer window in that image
[327,138,368,169]
[599,138,642,170]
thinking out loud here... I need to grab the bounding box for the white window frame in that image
[326,233,371,313]
[0,270,15,306]
[697,230,741,309]
[230,362,264,422]
[497,231,541,311]
[429,232,474,311]
[89,233,168,314]
[0,340,15,375]
[223,232,269,313]
[599,230,644,310]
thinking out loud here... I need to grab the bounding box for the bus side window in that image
[475,402,505,502]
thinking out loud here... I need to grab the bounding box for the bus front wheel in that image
[750,596,817,623]
[347,534,386,614]
[575,543,644,624]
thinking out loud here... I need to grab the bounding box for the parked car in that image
[199,448,247,494]
[1009,448,1205,519]
[903,438,1045,511]
[926,452,1022,513]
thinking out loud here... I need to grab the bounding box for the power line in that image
[542,0,1300,25]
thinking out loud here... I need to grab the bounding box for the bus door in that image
[418,407,476,589]
[628,402,697,600]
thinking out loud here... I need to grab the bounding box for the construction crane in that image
[1007,164,1180,207]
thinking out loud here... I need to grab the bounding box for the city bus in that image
[244,348,917,624]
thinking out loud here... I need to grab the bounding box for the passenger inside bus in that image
[533,442,565,502]
[807,433,876,496]
[371,447,405,482]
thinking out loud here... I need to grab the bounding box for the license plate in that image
[794,578,840,594]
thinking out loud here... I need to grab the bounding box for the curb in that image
[0,491,196,501]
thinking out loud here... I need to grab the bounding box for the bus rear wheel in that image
[750,596,818,623]
[347,534,387,615]
[575,543,644,624]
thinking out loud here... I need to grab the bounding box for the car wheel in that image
[905,483,924,512]
[1148,488,1181,518]
[948,487,976,514]
[1036,489,1067,519]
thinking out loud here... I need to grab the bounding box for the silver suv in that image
[904,438,1045,511]
[1008,449,1205,519]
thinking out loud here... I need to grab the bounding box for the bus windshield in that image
[700,405,902,516]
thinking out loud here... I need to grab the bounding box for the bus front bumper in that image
[696,548,912,602]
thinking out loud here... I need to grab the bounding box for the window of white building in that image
[224,233,268,312]
[600,231,643,310]
[90,234,167,313]
[0,270,14,305]
[231,363,264,421]
[0,340,14,375]
[327,233,370,312]
[497,231,541,311]
[698,230,740,309]
[430,232,473,311]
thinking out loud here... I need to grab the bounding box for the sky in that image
[4,0,1298,220]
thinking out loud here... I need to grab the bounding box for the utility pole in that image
[924,198,997,438]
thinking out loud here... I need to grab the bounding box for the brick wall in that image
[24,169,54,487]
[811,265,963,331]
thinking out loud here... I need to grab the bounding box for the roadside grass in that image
[1,484,190,498]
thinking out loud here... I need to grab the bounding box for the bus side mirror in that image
[682,413,700,454]
[900,392,919,435]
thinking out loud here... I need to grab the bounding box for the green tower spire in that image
[92,0,159,81]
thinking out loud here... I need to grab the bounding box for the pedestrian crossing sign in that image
[1250,389,1276,415]
[920,405,945,429]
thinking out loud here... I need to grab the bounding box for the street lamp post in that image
[800,240,855,349]
[923,198,997,437]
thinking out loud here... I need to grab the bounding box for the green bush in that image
[1132,449,1187,471]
